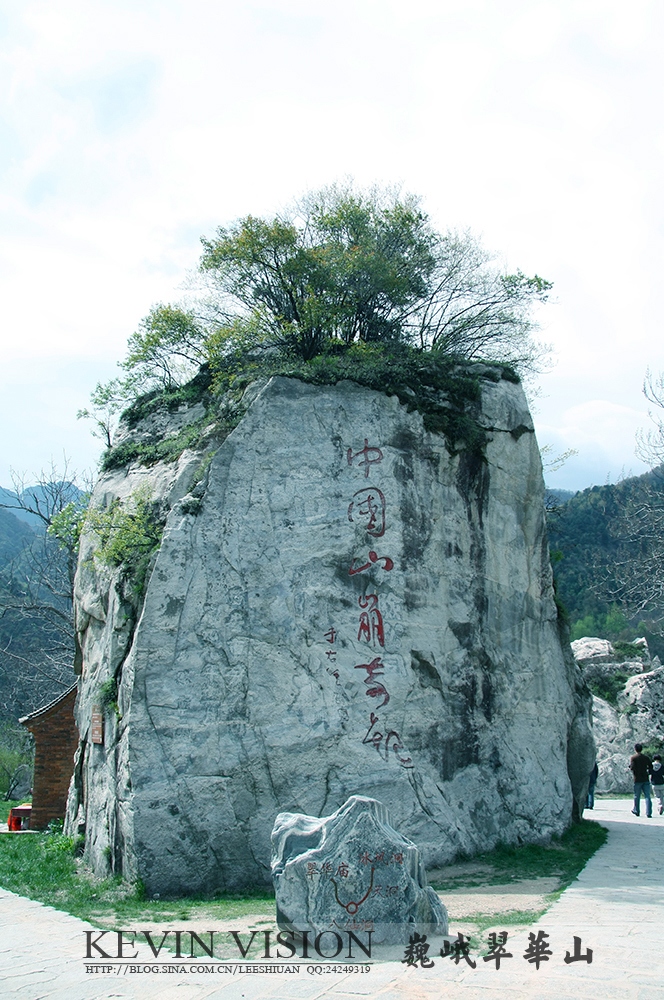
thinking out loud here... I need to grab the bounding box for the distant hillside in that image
[545,487,577,505]
[0,487,44,529]
[0,485,77,721]
[547,468,664,655]
[0,506,35,567]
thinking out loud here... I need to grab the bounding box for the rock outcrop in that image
[571,636,662,793]
[65,372,594,894]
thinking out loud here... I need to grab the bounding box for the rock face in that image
[271,795,447,945]
[592,668,664,793]
[572,636,662,793]
[571,636,647,688]
[65,374,594,894]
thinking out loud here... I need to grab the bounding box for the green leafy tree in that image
[415,235,551,366]
[78,307,207,446]
[80,183,553,460]
[77,378,130,450]
[88,185,549,393]
[121,304,207,389]
[198,184,551,367]
[199,187,438,360]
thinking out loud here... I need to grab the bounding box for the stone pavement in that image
[1,797,663,1000]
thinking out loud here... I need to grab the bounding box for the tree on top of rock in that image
[79,183,552,444]
[198,184,551,367]
[199,186,438,361]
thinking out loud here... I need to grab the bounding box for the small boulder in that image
[8,764,32,802]
[571,637,614,665]
[271,795,448,946]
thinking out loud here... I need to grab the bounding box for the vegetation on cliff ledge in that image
[100,343,520,472]
[81,183,550,471]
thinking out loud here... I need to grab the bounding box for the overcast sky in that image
[1,0,662,491]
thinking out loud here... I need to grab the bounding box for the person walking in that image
[629,743,653,817]
[587,761,599,809]
[651,754,664,815]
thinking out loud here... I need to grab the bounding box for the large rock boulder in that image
[598,666,664,793]
[571,636,647,689]
[572,637,661,793]
[571,637,614,665]
[65,373,594,894]
[271,795,447,945]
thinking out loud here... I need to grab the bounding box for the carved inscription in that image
[302,849,406,917]
[343,438,412,768]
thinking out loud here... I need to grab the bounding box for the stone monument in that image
[272,794,448,946]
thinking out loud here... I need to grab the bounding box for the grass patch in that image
[0,832,274,927]
[209,342,514,457]
[436,823,608,946]
[1,819,607,935]
[429,819,607,893]
[466,907,549,936]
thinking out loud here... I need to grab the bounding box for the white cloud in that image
[1,0,663,485]
[536,398,653,489]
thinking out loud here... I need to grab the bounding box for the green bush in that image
[612,640,648,662]
[587,673,630,706]
[86,487,164,597]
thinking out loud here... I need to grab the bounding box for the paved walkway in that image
[1,798,663,999]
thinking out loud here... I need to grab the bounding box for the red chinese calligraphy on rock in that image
[354,657,390,708]
[357,593,385,647]
[349,550,394,576]
[347,488,386,538]
[362,712,413,768]
[347,439,383,478]
[331,867,375,915]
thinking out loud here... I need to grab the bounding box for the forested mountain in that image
[0,506,35,566]
[0,487,78,721]
[547,468,664,656]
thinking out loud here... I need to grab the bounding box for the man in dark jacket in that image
[629,743,653,817]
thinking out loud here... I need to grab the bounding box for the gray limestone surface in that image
[66,374,593,894]
[3,800,664,1000]
[271,794,448,944]
[573,637,664,793]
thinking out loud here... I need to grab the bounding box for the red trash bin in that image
[7,804,32,831]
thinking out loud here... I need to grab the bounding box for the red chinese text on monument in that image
[349,550,394,576]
